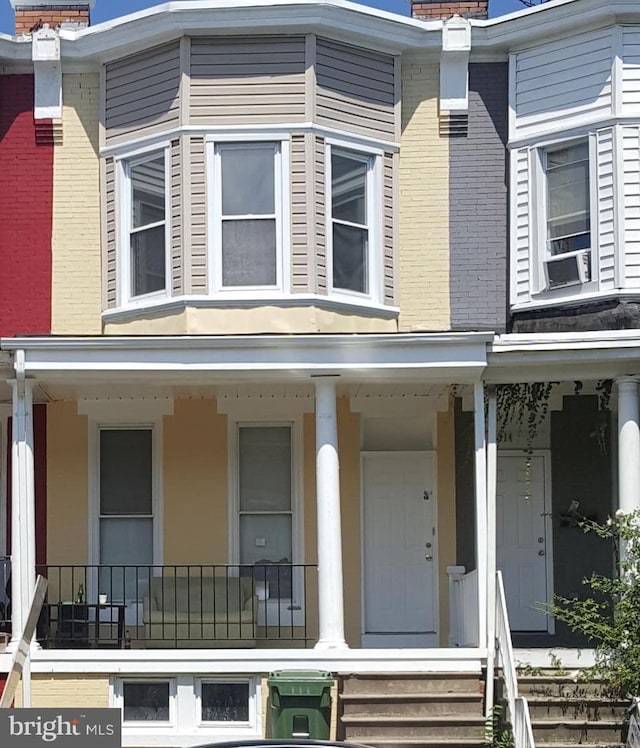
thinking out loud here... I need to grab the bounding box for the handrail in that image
[494,571,535,748]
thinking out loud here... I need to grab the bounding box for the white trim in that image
[101,291,399,324]
[87,419,165,590]
[101,124,399,160]
[612,24,624,118]
[613,123,626,289]
[226,413,305,623]
[508,114,640,150]
[0,407,9,558]
[206,136,290,296]
[510,287,640,312]
[23,646,486,674]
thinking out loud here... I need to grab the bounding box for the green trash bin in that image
[268,670,334,739]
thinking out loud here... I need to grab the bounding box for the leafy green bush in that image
[549,509,640,698]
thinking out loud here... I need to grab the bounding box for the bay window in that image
[126,153,168,299]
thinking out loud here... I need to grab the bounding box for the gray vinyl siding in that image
[315,135,327,293]
[171,139,183,296]
[383,152,394,305]
[316,39,395,141]
[105,42,181,144]
[291,134,309,293]
[104,158,117,308]
[190,36,306,125]
[189,135,208,294]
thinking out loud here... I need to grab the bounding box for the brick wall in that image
[15,5,90,35]
[449,63,508,332]
[51,73,102,334]
[412,0,488,19]
[0,75,53,337]
[398,58,450,332]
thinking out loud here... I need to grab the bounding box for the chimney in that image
[11,0,95,36]
[411,0,488,20]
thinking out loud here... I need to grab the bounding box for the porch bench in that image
[142,576,257,648]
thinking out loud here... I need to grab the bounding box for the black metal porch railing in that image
[0,556,10,637]
[34,563,317,649]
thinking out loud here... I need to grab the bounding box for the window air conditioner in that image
[544,250,591,290]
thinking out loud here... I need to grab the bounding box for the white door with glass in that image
[237,425,299,625]
[99,428,154,612]
[497,453,552,632]
[362,452,437,647]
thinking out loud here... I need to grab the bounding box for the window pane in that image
[240,515,292,566]
[131,157,165,229]
[123,682,169,722]
[222,219,276,286]
[131,225,166,296]
[201,683,249,722]
[100,518,153,601]
[100,430,152,515]
[333,223,368,294]
[332,153,367,225]
[546,142,590,251]
[239,427,291,512]
[221,145,275,216]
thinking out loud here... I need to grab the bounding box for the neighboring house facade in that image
[1,0,640,744]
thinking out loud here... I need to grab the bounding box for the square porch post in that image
[617,376,640,518]
[313,377,347,649]
[8,364,37,653]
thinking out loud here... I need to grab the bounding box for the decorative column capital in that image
[616,376,640,391]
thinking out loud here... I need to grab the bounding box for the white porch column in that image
[8,364,36,651]
[484,385,498,716]
[617,376,640,517]
[473,381,487,647]
[313,377,347,649]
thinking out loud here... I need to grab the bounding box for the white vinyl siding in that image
[511,147,531,305]
[622,125,640,285]
[622,27,640,110]
[512,28,613,139]
[596,128,616,290]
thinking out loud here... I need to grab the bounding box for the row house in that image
[1,0,640,744]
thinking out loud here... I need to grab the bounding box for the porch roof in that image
[0,333,492,389]
[487,330,640,383]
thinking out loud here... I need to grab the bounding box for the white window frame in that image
[86,405,166,612]
[227,414,305,626]
[206,134,290,297]
[114,678,177,729]
[117,145,171,307]
[532,133,597,295]
[195,677,259,733]
[326,137,383,304]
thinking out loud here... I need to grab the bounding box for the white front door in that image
[497,453,552,632]
[362,452,438,647]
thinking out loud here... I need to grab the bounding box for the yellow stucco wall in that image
[437,404,457,645]
[104,305,398,335]
[51,74,102,334]
[163,400,228,563]
[399,58,450,331]
[15,675,110,708]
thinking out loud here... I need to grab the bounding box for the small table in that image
[50,602,126,648]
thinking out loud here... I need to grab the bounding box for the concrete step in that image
[358,740,488,748]
[341,715,486,739]
[341,673,483,696]
[532,719,626,743]
[527,697,628,721]
[518,676,615,699]
[341,693,484,718]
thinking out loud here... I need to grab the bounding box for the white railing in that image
[448,566,479,647]
[495,571,535,748]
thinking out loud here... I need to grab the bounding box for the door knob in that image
[425,555,433,561]
[538,550,545,556]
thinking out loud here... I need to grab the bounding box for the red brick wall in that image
[412,0,488,18]
[0,75,53,337]
[15,6,90,35]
